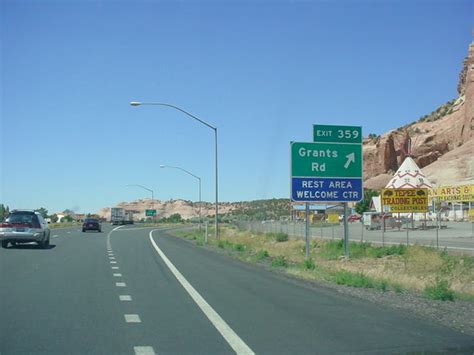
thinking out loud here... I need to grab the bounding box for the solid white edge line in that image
[149,230,254,355]
[106,225,124,251]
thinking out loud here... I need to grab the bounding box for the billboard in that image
[430,185,474,202]
[381,188,429,213]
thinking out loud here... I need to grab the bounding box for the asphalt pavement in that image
[1,224,474,354]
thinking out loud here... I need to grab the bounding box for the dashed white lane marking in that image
[124,314,141,323]
[120,295,132,301]
[67,232,71,234]
[116,282,126,287]
[149,230,255,355]
[113,273,122,277]
[112,266,119,270]
[134,346,156,355]
[110,261,117,264]
[52,235,59,238]
[109,257,116,260]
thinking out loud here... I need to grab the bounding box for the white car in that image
[0,210,51,249]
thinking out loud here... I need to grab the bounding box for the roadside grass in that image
[171,224,474,301]
[272,232,289,242]
[316,240,407,260]
[271,255,288,268]
[424,278,455,301]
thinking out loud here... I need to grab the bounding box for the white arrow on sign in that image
[344,153,355,169]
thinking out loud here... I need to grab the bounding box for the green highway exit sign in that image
[313,125,362,144]
[145,209,157,217]
[291,142,362,178]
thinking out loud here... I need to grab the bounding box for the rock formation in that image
[364,41,474,189]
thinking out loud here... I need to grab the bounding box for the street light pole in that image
[125,184,155,223]
[160,165,202,231]
[130,101,219,239]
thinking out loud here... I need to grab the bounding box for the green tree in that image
[63,215,74,223]
[0,204,9,220]
[167,213,183,223]
[34,207,49,218]
[50,214,59,223]
[355,190,379,215]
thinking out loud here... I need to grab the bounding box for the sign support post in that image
[343,202,349,257]
[305,202,310,259]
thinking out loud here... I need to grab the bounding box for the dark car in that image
[82,218,101,233]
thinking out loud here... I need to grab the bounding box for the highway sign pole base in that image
[344,202,349,258]
[305,203,310,259]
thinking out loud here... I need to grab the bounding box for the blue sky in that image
[1,0,472,214]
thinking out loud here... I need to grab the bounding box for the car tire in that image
[82,229,86,233]
[1,240,8,248]
[39,237,50,249]
[40,239,49,249]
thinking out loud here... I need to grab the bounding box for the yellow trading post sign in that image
[430,184,474,202]
[381,188,429,213]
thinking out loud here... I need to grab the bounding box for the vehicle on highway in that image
[363,212,382,230]
[0,210,51,248]
[82,218,102,232]
[348,214,362,222]
[111,207,134,225]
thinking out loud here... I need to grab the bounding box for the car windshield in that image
[85,219,98,223]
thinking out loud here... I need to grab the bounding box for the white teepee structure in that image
[385,156,432,189]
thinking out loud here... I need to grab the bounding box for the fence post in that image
[436,224,439,249]
[406,225,409,246]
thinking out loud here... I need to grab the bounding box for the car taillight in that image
[1,223,12,228]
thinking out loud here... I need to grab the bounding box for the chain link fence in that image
[233,220,474,254]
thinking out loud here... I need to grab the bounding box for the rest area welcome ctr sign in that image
[290,125,363,203]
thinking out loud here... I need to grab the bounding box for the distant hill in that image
[96,198,292,221]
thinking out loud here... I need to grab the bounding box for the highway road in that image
[1,224,474,354]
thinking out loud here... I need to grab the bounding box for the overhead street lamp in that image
[160,165,202,231]
[130,101,219,239]
[125,184,155,222]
